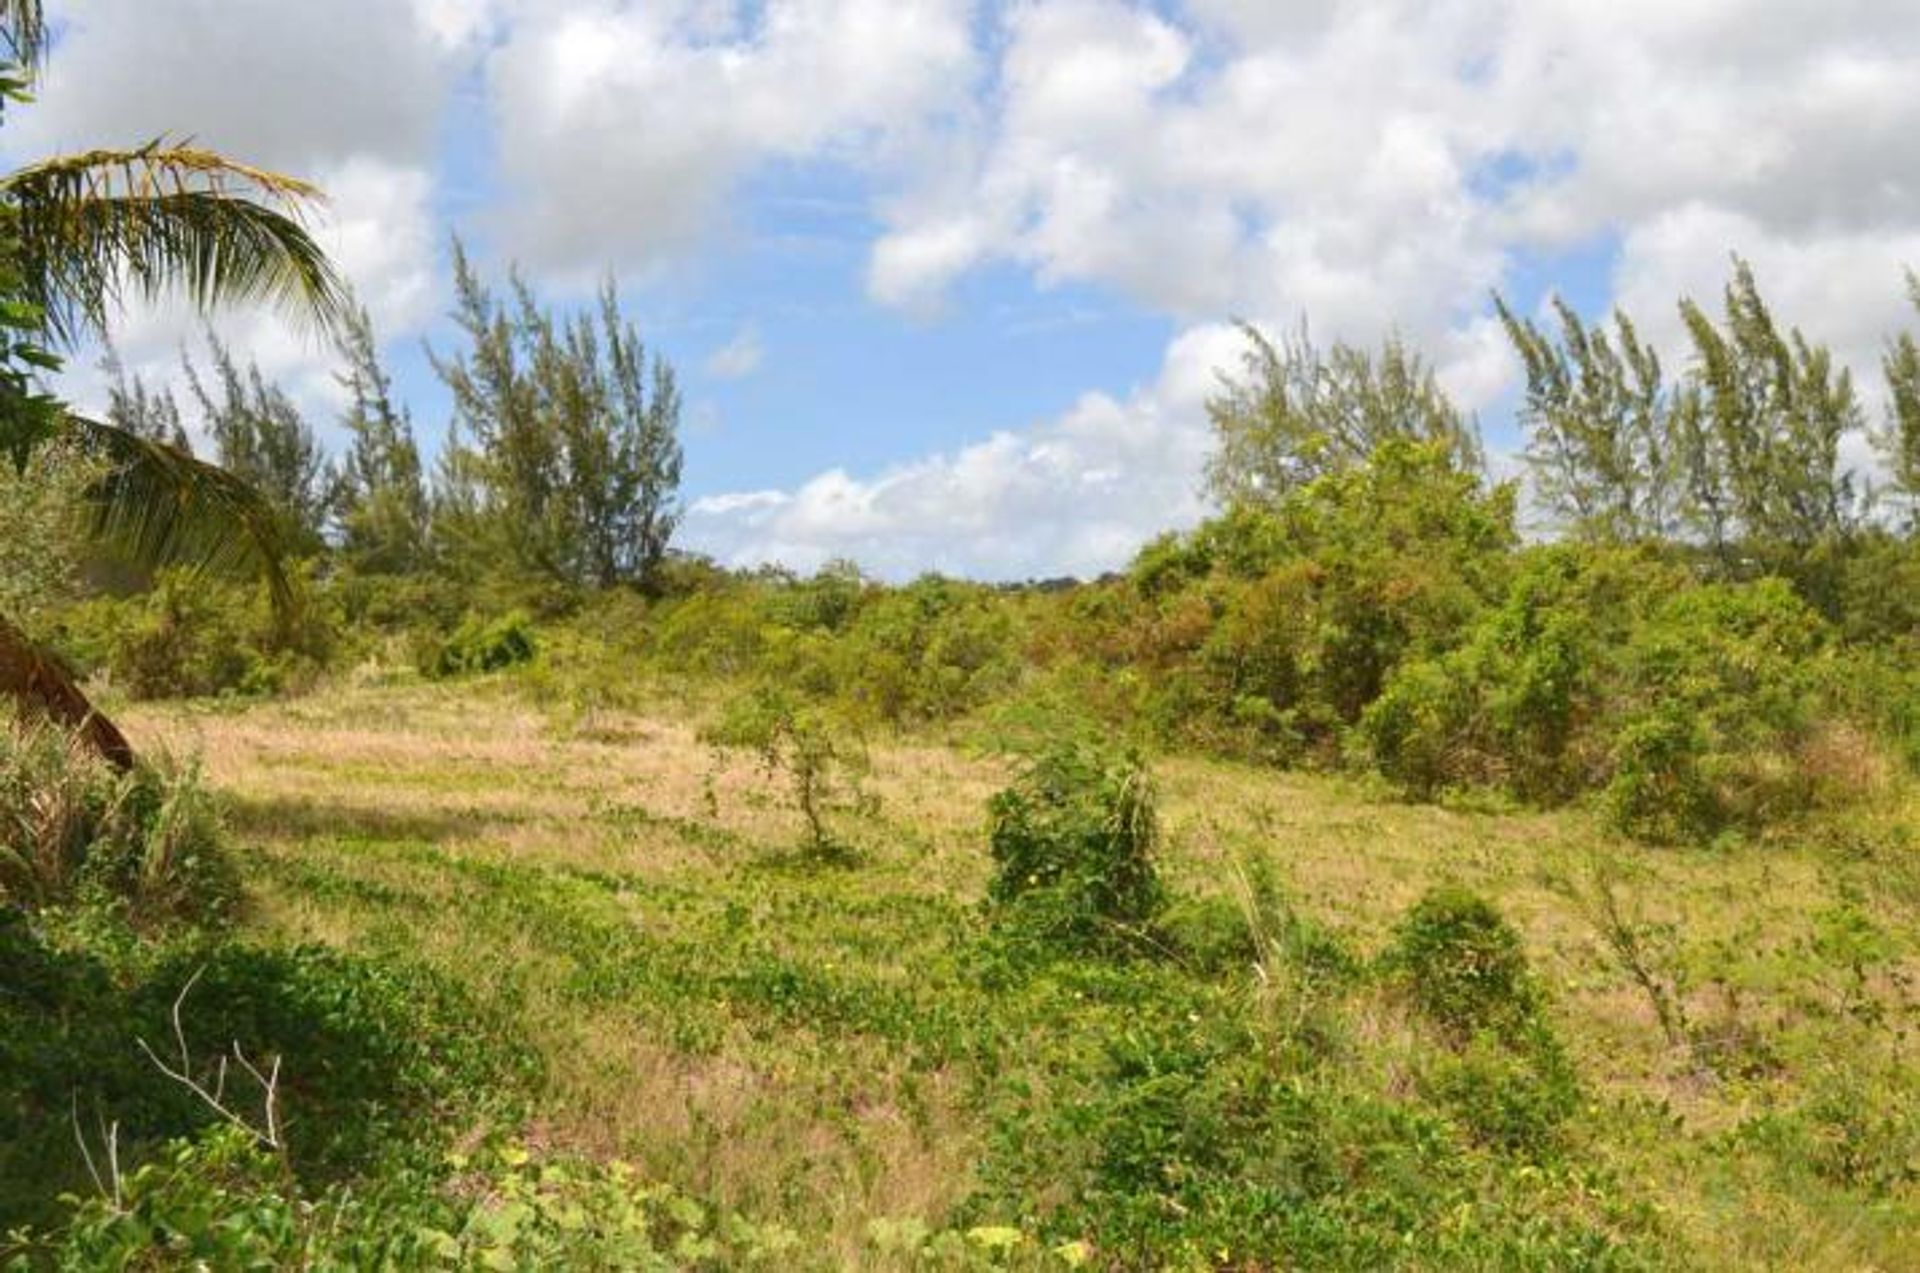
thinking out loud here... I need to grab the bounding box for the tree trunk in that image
[0,608,136,770]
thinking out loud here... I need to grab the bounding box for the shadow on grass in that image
[0,909,534,1235]
[223,792,517,846]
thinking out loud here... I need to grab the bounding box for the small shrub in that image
[1423,1030,1580,1158]
[703,687,873,859]
[0,723,237,927]
[1385,887,1538,1041]
[985,738,1161,953]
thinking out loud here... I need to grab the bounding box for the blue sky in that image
[13,0,1920,577]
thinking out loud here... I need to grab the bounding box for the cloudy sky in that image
[10,0,1920,578]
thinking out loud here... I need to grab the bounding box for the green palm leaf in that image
[65,412,294,618]
[2,142,350,345]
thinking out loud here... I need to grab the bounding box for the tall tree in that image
[0,2,345,767]
[1878,270,1920,530]
[333,303,429,574]
[100,342,188,450]
[1205,322,1481,508]
[1674,258,1865,557]
[431,242,683,590]
[1496,295,1675,541]
[184,333,332,552]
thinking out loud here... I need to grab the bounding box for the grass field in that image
[120,678,1920,1269]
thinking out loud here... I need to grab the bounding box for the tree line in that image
[102,242,685,594]
[1207,255,1920,568]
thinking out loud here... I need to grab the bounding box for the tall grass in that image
[0,721,236,925]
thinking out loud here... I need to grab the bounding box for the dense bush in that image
[1384,887,1541,1042]
[419,609,537,679]
[57,568,333,700]
[985,738,1161,953]
[0,723,236,927]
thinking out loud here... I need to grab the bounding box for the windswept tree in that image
[1496,295,1676,541]
[100,343,188,450]
[432,242,683,591]
[333,302,429,574]
[0,2,346,768]
[184,333,333,553]
[1673,258,1865,558]
[1878,270,1920,529]
[1204,321,1481,508]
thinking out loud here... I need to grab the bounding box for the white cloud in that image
[703,325,764,379]
[682,323,1245,579]
[14,0,462,447]
[9,0,462,171]
[482,0,978,277]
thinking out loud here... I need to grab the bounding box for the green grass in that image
[107,678,1920,1269]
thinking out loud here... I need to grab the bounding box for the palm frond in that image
[2,142,350,344]
[64,413,294,619]
[0,609,134,770]
[0,0,43,70]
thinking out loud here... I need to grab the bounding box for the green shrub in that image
[985,739,1161,953]
[0,723,236,927]
[1424,1030,1580,1159]
[58,568,332,700]
[421,609,537,679]
[1385,887,1539,1041]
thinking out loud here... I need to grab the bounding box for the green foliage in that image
[1385,887,1539,1041]
[334,302,431,576]
[1497,295,1675,541]
[185,331,333,554]
[1205,321,1483,507]
[0,722,235,925]
[985,738,1160,953]
[420,609,536,679]
[1673,258,1865,559]
[1881,272,1920,529]
[59,566,330,700]
[1423,1030,1581,1158]
[7,1126,828,1270]
[1602,578,1834,842]
[0,912,535,1235]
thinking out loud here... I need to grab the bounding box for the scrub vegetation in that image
[2,1,1917,1265]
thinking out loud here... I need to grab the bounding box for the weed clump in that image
[0,723,237,928]
[985,738,1161,954]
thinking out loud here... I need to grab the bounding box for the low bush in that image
[1384,887,1539,1042]
[985,738,1161,953]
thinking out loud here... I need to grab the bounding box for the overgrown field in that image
[8,676,1907,1268]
